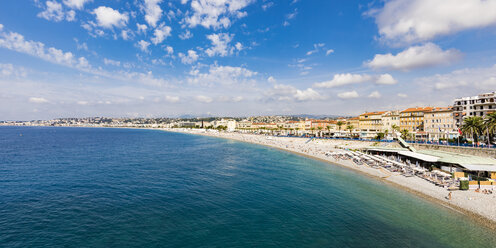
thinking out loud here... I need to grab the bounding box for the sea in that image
[1,126,495,247]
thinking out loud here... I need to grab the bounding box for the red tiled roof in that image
[400,107,434,113]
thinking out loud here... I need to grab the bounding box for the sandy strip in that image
[166,129,496,230]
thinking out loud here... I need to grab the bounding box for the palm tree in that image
[337,121,344,136]
[326,125,332,137]
[317,126,323,137]
[392,124,399,132]
[346,125,354,137]
[461,116,483,145]
[310,127,316,137]
[484,113,496,146]
[400,129,409,140]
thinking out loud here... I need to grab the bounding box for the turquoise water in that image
[1,127,495,247]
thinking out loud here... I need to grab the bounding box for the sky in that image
[1,0,496,120]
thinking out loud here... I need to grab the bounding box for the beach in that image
[168,128,496,228]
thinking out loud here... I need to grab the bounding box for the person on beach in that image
[448,192,452,200]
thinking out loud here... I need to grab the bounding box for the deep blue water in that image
[1,127,495,248]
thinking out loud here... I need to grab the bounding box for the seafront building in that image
[358,111,387,138]
[424,107,457,141]
[453,91,496,127]
[381,111,400,137]
[399,107,434,140]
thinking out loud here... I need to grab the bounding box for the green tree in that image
[326,125,332,137]
[317,126,323,137]
[346,125,354,137]
[484,113,496,145]
[375,132,385,140]
[337,121,344,135]
[400,129,410,140]
[461,116,483,144]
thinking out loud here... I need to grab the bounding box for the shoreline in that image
[165,128,496,230]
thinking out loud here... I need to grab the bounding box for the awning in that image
[459,164,496,172]
[398,151,439,163]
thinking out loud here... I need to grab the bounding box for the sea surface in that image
[1,126,495,248]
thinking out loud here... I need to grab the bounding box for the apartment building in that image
[381,110,400,134]
[424,107,457,141]
[399,107,433,133]
[453,92,496,127]
[359,111,387,138]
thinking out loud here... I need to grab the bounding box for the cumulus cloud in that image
[366,43,461,71]
[195,95,213,103]
[314,73,397,88]
[397,93,408,98]
[104,58,120,66]
[267,76,276,83]
[205,33,235,57]
[337,91,359,99]
[137,40,150,52]
[187,64,256,86]
[63,0,92,10]
[326,49,334,56]
[267,84,324,102]
[0,30,90,70]
[417,64,496,90]
[137,23,148,33]
[29,97,49,103]
[93,6,129,29]
[178,50,199,64]
[179,30,193,40]
[151,23,171,45]
[372,0,496,44]
[375,74,398,85]
[142,0,163,27]
[185,0,253,29]
[165,46,174,55]
[165,95,180,103]
[0,63,27,78]
[37,1,75,22]
[368,91,381,99]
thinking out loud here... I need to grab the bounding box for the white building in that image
[454,92,496,127]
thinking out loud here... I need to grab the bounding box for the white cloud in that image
[179,30,193,40]
[305,43,325,56]
[262,2,274,11]
[0,24,3,31]
[165,95,180,103]
[267,84,324,102]
[337,91,359,99]
[63,0,91,10]
[326,49,334,56]
[93,6,129,29]
[205,33,234,57]
[178,50,199,64]
[375,73,398,85]
[29,97,49,103]
[417,64,496,90]
[0,63,26,78]
[142,0,163,28]
[137,23,148,33]
[397,93,408,98]
[137,40,150,52]
[267,76,276,83]
[104,58,120,66]
[372,0,496,44]
[314,73,373,88]
[0,30,89,70]
[165,46,174,55]
[314,73,398,88]
[195,95,213,103]
[38,1,75,22]
[187,64,256,86]
[185,0,253,29]
[368,91,381,99]
[151,23,171,45]
[366,43,461,71]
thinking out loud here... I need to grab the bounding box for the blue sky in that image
[1,0,496,120]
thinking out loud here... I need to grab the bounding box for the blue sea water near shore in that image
[1,126,496,247]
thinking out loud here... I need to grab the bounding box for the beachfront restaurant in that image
[364,147,496,190]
